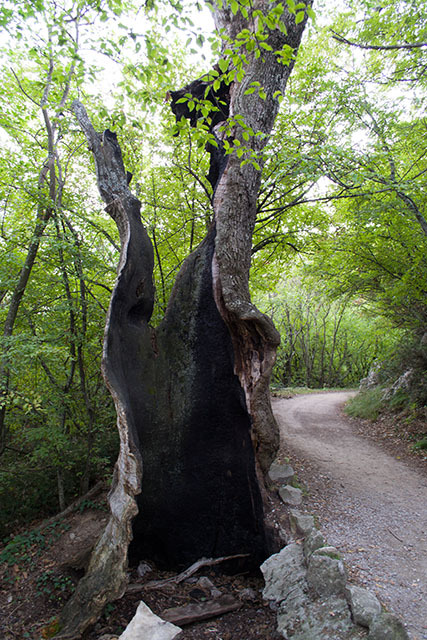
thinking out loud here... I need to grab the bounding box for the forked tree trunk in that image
[57,3,309,637]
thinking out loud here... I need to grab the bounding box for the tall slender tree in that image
[0,10,79,454]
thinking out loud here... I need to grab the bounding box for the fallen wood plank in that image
[161,594,241,626]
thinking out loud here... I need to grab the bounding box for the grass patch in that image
[271,385,356,398]
[345,388,385,420]
[412,436,427,451]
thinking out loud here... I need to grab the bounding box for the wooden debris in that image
[126,553,249,594]
[161,594,241,626]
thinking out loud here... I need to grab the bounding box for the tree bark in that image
[209,2,310,477]
[58,3,310,637]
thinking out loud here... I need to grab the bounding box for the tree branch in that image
[331,30,427,51]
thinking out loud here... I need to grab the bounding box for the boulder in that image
[307,553,347,598]
[368,612,410,640]
[346,585,382,628]
[261,543,307,604]
[119,601,181,640]
[276,584,310,636]
[278,595,357,640]
[279,485,303,506]
[289,509,315,536]
[269,463,295,484]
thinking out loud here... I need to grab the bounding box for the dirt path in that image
[272,391,427,640]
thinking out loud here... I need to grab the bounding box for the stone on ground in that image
[303,529,325,559]
[289,509,315,536]
[307,552,347,598]
[278,485,303,506]
[119,601,181,640]
[278,595,359,640]
[261,543,307,604]
[346,585,382,628]
[368,612,410,640]
[269,462,295,484]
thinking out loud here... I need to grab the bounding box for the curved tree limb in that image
[331,30,427,51]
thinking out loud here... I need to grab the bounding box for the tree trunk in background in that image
[58,3,309,637]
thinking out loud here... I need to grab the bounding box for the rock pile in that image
[263,463,410,640]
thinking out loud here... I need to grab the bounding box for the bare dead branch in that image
[126,554,250,593]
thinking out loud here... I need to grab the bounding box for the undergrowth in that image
[0,520,70,568]
[345,388,386,420]
[271,385,354,398]
[345,388,427,453]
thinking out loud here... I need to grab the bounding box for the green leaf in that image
[286,0,296,14]
[306,6,315,20]
[218,58,229,73]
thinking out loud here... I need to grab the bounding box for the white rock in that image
[119,601,182,640]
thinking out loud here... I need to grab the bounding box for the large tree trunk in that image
[58,3,309,637]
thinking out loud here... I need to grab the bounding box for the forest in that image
[0,0,426,569]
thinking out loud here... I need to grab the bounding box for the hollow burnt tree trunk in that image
[58,3,310,637]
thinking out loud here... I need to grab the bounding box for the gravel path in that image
[273,391,427,640]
